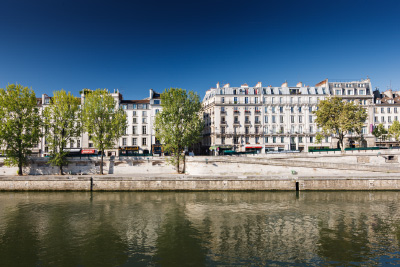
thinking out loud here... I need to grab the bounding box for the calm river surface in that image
[1,191,400,266]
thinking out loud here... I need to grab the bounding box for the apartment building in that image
[37,89,162,157]
[373,89,400,146]
[202,78,374,154]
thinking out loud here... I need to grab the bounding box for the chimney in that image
[255,82,262,88]
[150,89,154,99]
[223,83,230,88]
[281,81,288,87]
[296,82,303,87]
[216,82,220,89]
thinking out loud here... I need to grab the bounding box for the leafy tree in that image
[315,132,325,145]
[81,89,126,174]
[43,90,81,175]
[154,88,204,173]
[314,97,367,152]
[0,84,41,175]
[389,120,400,141]
[372,123,388,143]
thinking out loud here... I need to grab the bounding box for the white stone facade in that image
[202,79,375,154]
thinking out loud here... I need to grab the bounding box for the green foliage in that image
[389,120,400,141]
[154,88,204,173]
[81,89,126,174]
[43,90,81,175]
[372,123,388,142]
[314,97,367,152]
[315,132,324,145]
[0,84,41,175]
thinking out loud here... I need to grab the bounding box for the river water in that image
[1,191,400,266]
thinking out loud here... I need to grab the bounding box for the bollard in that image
[296,181,299,191]
[90,177,93,191]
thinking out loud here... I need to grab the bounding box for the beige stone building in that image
[202,78,375,154]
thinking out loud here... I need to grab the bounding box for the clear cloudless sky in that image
[0,0,399,100]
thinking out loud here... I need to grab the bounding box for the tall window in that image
[132,126,137,134]
[122,138,127,146]
[142,126,147,134]
[132,138,137,145]
[77,140,80,148]
[142,138,147,145]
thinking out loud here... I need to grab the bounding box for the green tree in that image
[43,90,81,175]
[0,84,41,175]
[388,120,400,141]
[314,97,367,153]
[154,88,204,173]
[372,123,388,143]
[81,89,126,174]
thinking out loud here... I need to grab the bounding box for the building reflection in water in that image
[0,191,400,266]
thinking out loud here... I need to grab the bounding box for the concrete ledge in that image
[1,175,400,191]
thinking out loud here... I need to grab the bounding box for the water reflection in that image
[0,192,400,266]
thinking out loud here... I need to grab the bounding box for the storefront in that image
[245,146,262,153]
[210,145,233,155]
[81,149,97,156]
[152,144,163,155]
[119,146,139,156]
[64,148,81,156]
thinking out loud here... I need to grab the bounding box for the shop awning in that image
[246,146,262,149]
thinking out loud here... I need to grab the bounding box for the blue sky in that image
[0,0,399,100]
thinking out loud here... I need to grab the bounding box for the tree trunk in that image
[100,150,104,175]
[339,134,345,153]
[176,151,180,173]
[18,163,23,176]
[59,165,63,175]
[182,154,186,174]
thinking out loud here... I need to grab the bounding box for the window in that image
[245,137,249,144]
[132,126,137,134]
[299,137,303,143]
[255,137,259,144]
[279,106,284,113]
[388,108,391,113]
[375,116,378,123]
[255,116,260,123]
[89,143,93,148]
[265,137,268,143]
[298,107,302,113]
[255,127,259,134]
[155,109,159,114]
[336,90,341,95]
[389,116,392,123]
[264,116,268,123]
[221,137,225,144]
[221,107,225,113]
[273,137,276,143]
[245,116,250,123]
[310,136,314,143]
[142,111,147,116]
[124,127,128,135]
[272,107,276,113]
[221,97,225,104]
[234,116,239,123]
[290,107,294,113]
[299,126,303,133]
[142,126,147,134]
[245,126,249,134]
[245,97,249,104]
[122,104,127,110]
[280,115,284,123]
[381,108,384,113]
[264,107,268,113]
[395,116,398,121]
[142,138,147,145]
[133,117,137,123]
[221,127,225,134]
[395,108,398,113]
[154,100,160,105]
[122,138,127,146]
[362,127,367,134]
[255,97,258,104]
[291,116,295,123]
[309,126,313,133]
[142,117,147,123]
[77,140,80,148]
[70,140,74,148]
[221,116,226,123]
[309,106,312,112]
[279,97,283,104]
[281,136,284,143]
[280,126,284,133]
[359,90,365,95]
[272,115,276,123]
[234,137,239,144]
[309,115,313,123]
[234,97,238,103]
[132,138,137,145]
[381,116,385,122]
[299,116,303,123]
[271,97,275,104]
